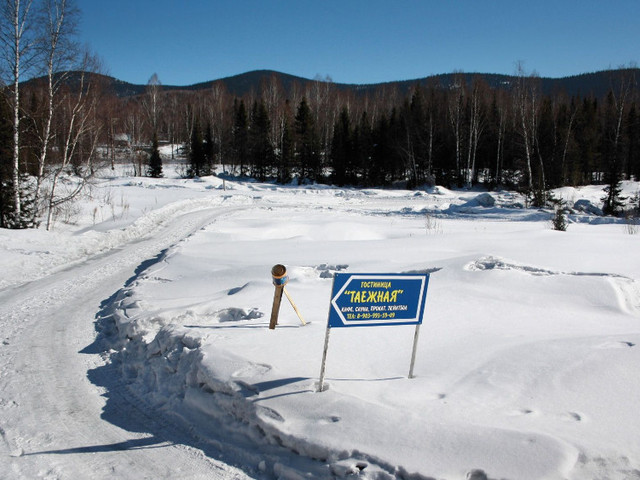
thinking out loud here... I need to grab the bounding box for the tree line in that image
[146,65,640,216]
[1,0,639,229]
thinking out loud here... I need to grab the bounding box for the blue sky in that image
[78,0,639,86]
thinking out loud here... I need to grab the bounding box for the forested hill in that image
[50,68,640,99]
[13,65,640,215]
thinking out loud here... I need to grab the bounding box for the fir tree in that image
[407,86,429,187]
[203,121,216,171]
[231,99,249,177]
[573,97,599,185]
[147,133,163,178]
[601,91,626,216]
[1,174,39,228]
[248,100,273,181]
[351,111,372,186]
[0,94,37,228]
[330,107,352,186]
[277,117,293,184]
[626,103,640,181]
[602,172,625,216]
[370,113,394,186]
[187,118,206,178]
[551,201,568,231]
[0,95,13,228]
[294,98,321,183]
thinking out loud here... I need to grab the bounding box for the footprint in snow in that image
[258,406,284,423]
[232,362,271,379]
[318,415,341,425]
[596,340,636,349]
[565,411,583,422]
[506,408,535,417]
[422,393,446,401]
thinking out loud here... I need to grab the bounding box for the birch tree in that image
[608,68,633,163]
[559,98,577,185]
[514,62,539,195]
[491,89,509,186]
[0,0,36,225]
[45,53,101,229]
[307,75,334,167]
[205,82,228,167]
[447,74,465,185]
[142,72,161,137]
[602,68,634,215]
[465,78,486,187]
[32,0,79,213]
[425,85,438,183]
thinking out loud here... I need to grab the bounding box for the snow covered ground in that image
[1,164,639,479]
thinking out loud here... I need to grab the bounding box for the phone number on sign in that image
[345,312,397,320]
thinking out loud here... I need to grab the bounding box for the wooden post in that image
[269,284,284,329]
[269,264,288,330]
[283,288,306,326]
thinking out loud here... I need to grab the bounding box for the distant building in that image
[113,133,131,147]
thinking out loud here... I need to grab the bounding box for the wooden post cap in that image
[271,264,288,286]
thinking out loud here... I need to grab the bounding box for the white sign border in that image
[330,274,428,327]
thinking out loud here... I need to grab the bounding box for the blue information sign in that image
[328,273,429,328]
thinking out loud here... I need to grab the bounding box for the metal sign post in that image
[317,273,430,392]
[317,324,332,392]
[408,323,421,379]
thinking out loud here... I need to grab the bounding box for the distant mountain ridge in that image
[28,68,640,99]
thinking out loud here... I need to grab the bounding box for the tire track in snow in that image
[0,205,252,479]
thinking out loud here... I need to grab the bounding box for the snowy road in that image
[0,206,251,479]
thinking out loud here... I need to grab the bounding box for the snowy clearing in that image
[1,167,639,480]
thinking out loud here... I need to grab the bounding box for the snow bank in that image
[0,176,247,288]
[96,186,640,479]
[3,171,640,479]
